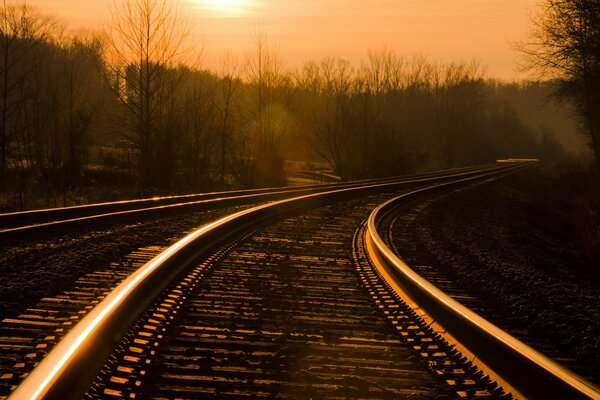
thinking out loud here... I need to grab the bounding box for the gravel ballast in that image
[391,169,600,384]
[0,205,254,320]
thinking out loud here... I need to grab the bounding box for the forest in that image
[0,1,584,211]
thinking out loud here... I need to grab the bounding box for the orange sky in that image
[29,0,538,80]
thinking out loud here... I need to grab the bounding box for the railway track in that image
[89,199,451,399]
[0,164,491,229]
[0,164,491,244]
[382,175,600,385]
[4,162,598,399]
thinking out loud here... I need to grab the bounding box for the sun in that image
[195,0,252,16]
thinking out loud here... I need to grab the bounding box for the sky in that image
[29,0,539,81]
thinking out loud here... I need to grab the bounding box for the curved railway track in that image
[0,165,491,244]
[4,162,598,399]
[365,173,600,399]
[380,174,600,389]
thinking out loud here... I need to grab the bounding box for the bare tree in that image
[354,49,405,177]
[178,68,217,186]
[520,0,600,165]
[53,33,106,185]
[107,0,190,188]
[245,29,288,186]
[216,53,242,184]
[303,57,356,179]
[0,0,60,176]
[431,61,486,167]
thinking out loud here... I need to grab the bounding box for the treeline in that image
[297,54,567,180]
[0,1,570,210]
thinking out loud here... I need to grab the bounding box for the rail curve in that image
[0,165,485,230]
[365,171,600,399]
[0,164,502,244]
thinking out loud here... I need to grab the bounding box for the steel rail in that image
[365,165,600,400]
[8,163,521,400]
[0,178,366,228]
[0,164,502,244]
[0,165,485,229]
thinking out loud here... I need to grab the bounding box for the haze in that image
[29,0,536,80]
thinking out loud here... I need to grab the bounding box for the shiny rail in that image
[0,164,497,244]
[8,163,521,399]
[365,165,600,400]
[0,165,486,230]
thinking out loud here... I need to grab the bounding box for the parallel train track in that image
[0,165,486,243]
[2,162,599,399]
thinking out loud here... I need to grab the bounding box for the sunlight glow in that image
[194,0,252,16]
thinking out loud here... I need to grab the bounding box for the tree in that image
[178,68,218,187]
[108,0,189,188]
[0,1,60,176]
[303,57,356,180]
[245,29,288,186]
[431,61,486,167]
[356,49,406,177]
[216,54,242,184]
[53,34,106,185]
[520,0,600,166]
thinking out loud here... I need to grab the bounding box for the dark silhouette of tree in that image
[301,57,355,180]
[520,0,600,165]
[245,29,288,187]
[107,0,190,188]
[431,61,486,167]
[215,54,242,184]
[0,1,60,176]
[53,34,106,185]
[178,68,218,187]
